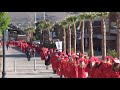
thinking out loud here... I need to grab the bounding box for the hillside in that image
[8,12,74,29]
[8,12,74,23]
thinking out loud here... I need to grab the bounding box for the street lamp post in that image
[34,12,37,29]
[2,30,6,78]
[44,12,46,20]
[33,49,36,71]
[34,12,37,71]
[42,12,46,46]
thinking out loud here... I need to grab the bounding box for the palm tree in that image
[24,27,35,42]
[45,21,53,48]
[59,19,68,53]
[37,20,46,46]
[65,16,72,55]
[78,13,86,54]
[37,20,52,47]
[86,12,98,58]
[72,15,78,54]
[116,12,120,59]
[66,15,78,54]
[97,12,109,60]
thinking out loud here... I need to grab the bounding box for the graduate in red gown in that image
[62,55,69,78]
[56,55,64,77]
[50,50,59,74]
[68,54,79,78]
[111,59,120,78]
[6,41,9,50]
[77,53,87,78]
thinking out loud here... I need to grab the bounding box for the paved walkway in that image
[0,46,59,78]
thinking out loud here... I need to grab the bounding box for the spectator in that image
[6,42,9,50]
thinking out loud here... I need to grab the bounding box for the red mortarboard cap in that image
[105,56,111,59]
[79,58,84,62]
[62,52,65,55]
[71,52,75,55]
[79,52,84,56]
[89,56,95,62]
[59,52,62,55]
[94,57,99,61]
[96,60,100,63]
[65,55,68,58]
[68,53,70,56]
[114,59,120,63]
[60,55,64,58]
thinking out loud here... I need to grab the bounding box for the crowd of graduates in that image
[5,40,120,78]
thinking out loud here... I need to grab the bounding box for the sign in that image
[55,41,62,52]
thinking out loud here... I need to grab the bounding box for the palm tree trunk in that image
[30,32,32,43]
[31,32,33,39]
[40,29,42,46]
[81,20,84,54]
[73,23,76,54]
[117,18,120,59]
[43,31,45,46]
[48,30,51,48]
[68,24,71,55]
[101,19,106,60]
[88,19,94,58]
[63,28,66,53]
[78,21,81,51]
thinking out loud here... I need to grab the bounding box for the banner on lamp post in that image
[55,41,62,52]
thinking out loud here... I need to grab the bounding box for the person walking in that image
[6,42,9,50]
[45,51,51,70]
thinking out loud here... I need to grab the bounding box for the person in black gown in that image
[45,50,51,70]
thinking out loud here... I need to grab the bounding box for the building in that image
[76,12,117,52]
[8,24,26,41]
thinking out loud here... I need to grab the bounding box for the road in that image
[0,46,59,78]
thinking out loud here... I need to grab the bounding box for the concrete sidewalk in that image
[0,46,59,78]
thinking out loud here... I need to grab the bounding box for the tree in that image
[0,12,10,78]
[45,21,53,48]
[78,13,86,54]
[36,20,52,47]
[66,16,72,55]
[85,12,98,58]
[24,27,35,42]
[97,12,109,60]
[0,12,10,34]
[36,20,47,46]
[72,15,78,54]
[66,15,78,54]
[59,19,68,53]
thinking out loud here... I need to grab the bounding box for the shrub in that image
[32,36,36,41]
[71,48,74,52]
[107,49,117,58]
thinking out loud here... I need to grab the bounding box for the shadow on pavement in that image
[11,47,40,58]
[5,54,26,58]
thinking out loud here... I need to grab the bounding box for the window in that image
[93,21,101,26]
